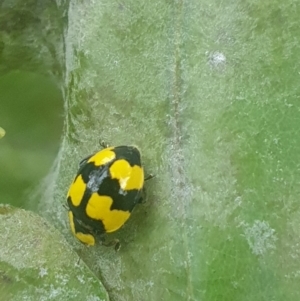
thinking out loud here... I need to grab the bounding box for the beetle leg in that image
[99,139,109,149]
[144,174,155,181]
[138,174,155,204]
[137,187,147,204]
[102,238,121,252]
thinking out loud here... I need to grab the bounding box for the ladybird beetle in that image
[67,144,151,248]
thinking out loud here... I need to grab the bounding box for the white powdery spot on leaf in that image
[243,220,277,255]
[49,284,63,299]
[39,267,48,278]
[77,274,85,284]
[207,51,226,68]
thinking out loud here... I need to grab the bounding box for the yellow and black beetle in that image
[67,144,152,248]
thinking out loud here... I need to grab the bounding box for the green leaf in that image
[0,205,109,301]
[35,0,300,300]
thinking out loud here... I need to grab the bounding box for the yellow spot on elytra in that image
[67,174,85,206]
[75,232,95,246]
[68,211,95,245]
[109,159,144,190]
[88,148,115,166]
[86,193,130,233]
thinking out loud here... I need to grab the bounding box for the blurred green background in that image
[0,70,63,209]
